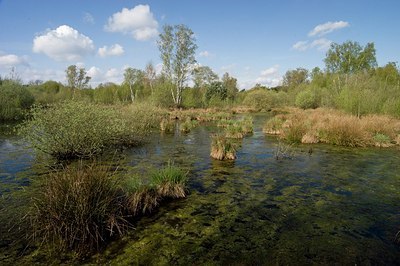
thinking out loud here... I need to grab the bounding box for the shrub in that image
[295,89,319,109]
[210,134,237,160]
[0,80,34,121]
[30,162,129,254]
[19,101,161,159]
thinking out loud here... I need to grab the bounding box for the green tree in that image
[222,72,238,102]
[158,24,197,106]
[65,65,91,97]
[192,66,218,88]
[282,68,309,88]
[123,68,144,103]
[324,41,377,74]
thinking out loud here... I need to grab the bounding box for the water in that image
[1,115,400,265]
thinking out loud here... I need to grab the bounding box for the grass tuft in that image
[210,134,237,160]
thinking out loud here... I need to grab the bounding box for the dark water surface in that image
[1,115,400,265]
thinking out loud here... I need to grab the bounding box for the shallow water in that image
[1,115,400,265]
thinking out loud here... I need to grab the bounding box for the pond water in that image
[1,114,400,265]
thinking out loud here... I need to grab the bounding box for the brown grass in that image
[264,108,400,147]
[210,134,237,160]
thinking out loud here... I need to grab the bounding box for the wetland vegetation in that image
[1,23,400,265]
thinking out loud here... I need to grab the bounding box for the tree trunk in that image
[129,84,135,103]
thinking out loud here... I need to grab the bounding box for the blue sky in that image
[0,0,399,89]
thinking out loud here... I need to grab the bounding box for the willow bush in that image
[19,101,162,159]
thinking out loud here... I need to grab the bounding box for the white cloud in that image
[98,44,124,57]
[292,38,332,52]
[292,41,309,51]
[310,38,332,51]
[308,21,349,37]
[105,4,159,41]
[83,12,95,24]
[255,65,282,87]
[199,51,213,58]
[0,53,28,68]
[33,25,95,61]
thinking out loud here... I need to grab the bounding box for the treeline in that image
[1,39,400,121]
[241,41,400,117]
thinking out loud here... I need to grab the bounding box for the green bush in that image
[0,80,34,121]
[295,89,319,109]
[19,101,161,159]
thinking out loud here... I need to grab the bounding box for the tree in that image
[205,81,227,102]
[282,68,309,88]
[65,65,91,97]
[123,67,144,103]
[222,72,238,102]
[158,24,197,106]
[144,62,156,95]
[324,41,377,74]
[192,66,218,89]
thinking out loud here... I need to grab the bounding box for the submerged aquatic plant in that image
[210,134,237,160]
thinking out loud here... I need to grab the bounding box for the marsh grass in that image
[179,117,198,133]
[125,162,188,215]
[30,161,129,254]
[160,118,176,133]
[210,134,237,160]
[264,108,400,147]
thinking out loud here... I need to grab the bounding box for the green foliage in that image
[150,162,188,189]
[282,68,309,88]
[19,101,160,159]
[324,41,377,74]
[295,88,319,109]
[158,24,197,106]
[0,80,34,121]
[65,65,91,90]
[242,88,287,110]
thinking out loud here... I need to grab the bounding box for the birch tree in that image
[158,24,197,106]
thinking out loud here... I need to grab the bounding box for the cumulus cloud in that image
[98,44,124,57]
[105,4,158,41]
[33,25,95,61]
[0,53,28,67]
[292,38,332,51]
[255,65,282,87]
[308,21,349,37]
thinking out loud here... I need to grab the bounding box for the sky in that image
[0,0,399,89]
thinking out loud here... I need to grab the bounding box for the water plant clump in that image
[30,161,129,254]
[179,117,198,133]
[210,134,237,160]
[125,162,188,215]
[160,117,175,133]
[19,101,161,159]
